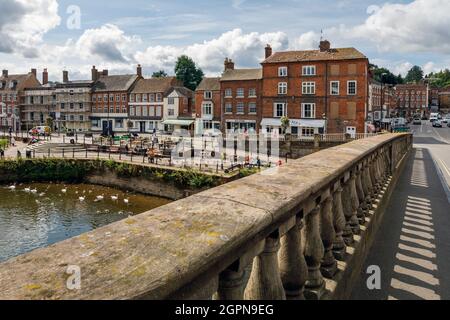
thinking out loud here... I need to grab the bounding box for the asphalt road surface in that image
[351,120,450,300]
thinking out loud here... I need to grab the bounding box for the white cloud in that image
[135,28,289,76]
[0,0,61,57]
[298,0,450,55]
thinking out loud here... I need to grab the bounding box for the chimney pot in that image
[265,44,272,59]
[31,68,37,77]
[102,69,109,76]
[137,64,142,77]
[2,70,7,78]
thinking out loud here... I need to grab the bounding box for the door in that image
[139,121,146,133]
[102,120,113,135]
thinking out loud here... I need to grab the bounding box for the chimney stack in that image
[102,69,109,76]
[319,40,331,52]
[137,64,142,77]
[31,68,37,77]
[91,66,98,82]
[42,68,48,85]
[265,44,272,59]
[2,70,7,78]
[224,58,235,71]
[63,70,69,83]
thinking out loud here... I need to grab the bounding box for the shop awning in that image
[261,118,325,128]
[162,119,195,126]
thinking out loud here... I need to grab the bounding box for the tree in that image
[152,70,168,78]
[280,116,290,135]
[369,64,403,85]
[404,65,424,83]
[174,55,204,91]
[426,69,450,88]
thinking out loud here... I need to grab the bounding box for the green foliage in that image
[0,139,7,150]
[369,64,403,85]
[239,167,260,178]
[175,55,204,91]
[0,159,220,189]
[405,65,424,84]
[152,70,168,78]
[427,69,450,88]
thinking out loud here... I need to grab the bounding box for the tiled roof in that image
[262,48,367,64]
[170,86,194,98]
[131,77,180,94]
[196,77,221,91]
[93,74,139,92]
[221,69,262,81]
[0,73,37,92]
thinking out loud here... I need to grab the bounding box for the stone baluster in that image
[217,267,248,300]
[279,219,308,300]
[355,166,367,224]
[320,196,338,278]
[245,235,286,300]
[332,184,347,260]
[303,205,326,300]
[363,160,374,210]
[369,154,380,196]
[361,160,371,215]
[349,172,361,235]
[341,178,355,245]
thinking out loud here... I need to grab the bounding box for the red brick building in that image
[220,59,262,134]
[91,66,141,134]
[260,41,369,136]
[194,77,221,133]
[0,69,41,132]
[394,84,427,118]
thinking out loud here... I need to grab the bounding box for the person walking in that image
[0,148,4,159]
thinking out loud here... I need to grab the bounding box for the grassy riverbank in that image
[0,158,221,189]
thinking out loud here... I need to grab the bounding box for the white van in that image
[430,113,439,122]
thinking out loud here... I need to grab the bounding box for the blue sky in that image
[1,0,449,80]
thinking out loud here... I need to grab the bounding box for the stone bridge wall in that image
[0,133,412,300]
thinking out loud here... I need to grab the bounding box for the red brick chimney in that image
[42,68,48,85]
[31,68,37,77]
[63,70,69,83]
[137,64,142,77]
[224,58,235,71]
[2,70,7,78]
[319,40,331,52]
[265,44,272,59]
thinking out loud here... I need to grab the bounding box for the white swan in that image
[30,189,37,194]
[8,185,16,190]
[124,198,129,205]
[24,187,31,193]
[79,196,85,202]
[111,195,119,201]
[61,188,67,193]
[96,195,104,201]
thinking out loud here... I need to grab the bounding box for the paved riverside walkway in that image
[351,142,450,300]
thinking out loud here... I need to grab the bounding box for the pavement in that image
[351,121,450,300]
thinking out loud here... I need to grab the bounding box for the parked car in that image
[432,120,443,128]
[442,115,450,124]
[412,118,422,125]
[28,126,51,136]
[430,113,439,122]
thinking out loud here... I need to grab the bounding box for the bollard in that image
[73,149,75,158]
[62,149,65,158]
[85,149,88,159]
[48,149,50,158]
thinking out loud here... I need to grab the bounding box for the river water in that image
[0,183,171,262]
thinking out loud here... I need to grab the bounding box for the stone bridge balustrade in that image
[0,133,412,300]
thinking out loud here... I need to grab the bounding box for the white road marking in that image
[437,158,450,177]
